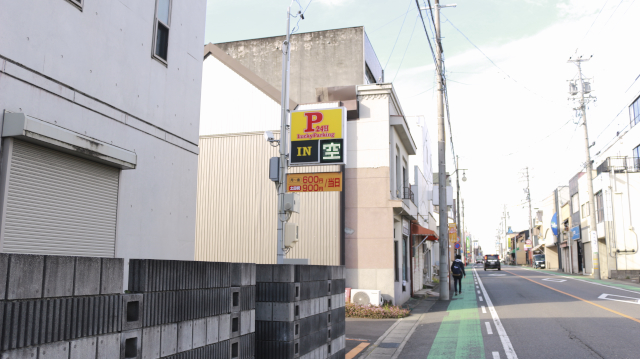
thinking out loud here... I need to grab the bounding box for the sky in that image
[205,0,640,252]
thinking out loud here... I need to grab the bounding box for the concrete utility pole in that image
[568,57,600,279]
[434,0,449,300]
[276,5,293,264]
[502,205,508,261]
[525,167,533,266]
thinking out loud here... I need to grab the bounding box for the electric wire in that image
[392,16,419,82]
[384,0,414,71]
[370,7,415,33]
[442,14,558,106]
[574,0,611,53]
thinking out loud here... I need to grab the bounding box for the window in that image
[153,0,172,63]
[365,64,377,84]
[394,241,399,282]
[571,194,579,214]
[633,145,640,170]
[595,191,604,223]
[582,202,589,218]
[402,237,408,282]
[65,0,83,10]
[630,97,640,127]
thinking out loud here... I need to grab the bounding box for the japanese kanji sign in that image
[290,107,347,166]
[287,172,343,192]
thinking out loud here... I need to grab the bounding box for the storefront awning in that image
[532,243,545,252]
[411,223,438,240]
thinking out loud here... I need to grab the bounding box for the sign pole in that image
[277,5,292,264]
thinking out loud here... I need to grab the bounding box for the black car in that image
[484,254,501,271]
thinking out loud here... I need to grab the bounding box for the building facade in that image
[0,0,206,280]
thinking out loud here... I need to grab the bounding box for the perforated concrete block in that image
[97,333,120,359]
[70,336,98,359]
[141,326,161,359]
[160,323,177,357]
[177,320,193,352]
[39,341,70,359]
[192,318,206,349]
[7,254,44,300]
[206,316,219,345]
[122,294,143,331]
[74,257,101,296]
[121,329,142,359]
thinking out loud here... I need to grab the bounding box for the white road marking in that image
[523,267,640,296]
[476,285,480,288]
[474,267,518,359]
[488,274,507,276]
[485,321,493,334]
[477,290,481,294]
[598,293,640,305]
[481,306,487,313]
[479,296,484,301]
[493,352,501,359]
[542,278,566,283]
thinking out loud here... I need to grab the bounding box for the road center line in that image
[504,270,640,325]
[474,268,518,359]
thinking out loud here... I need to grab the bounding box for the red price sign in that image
[286,172,343,192]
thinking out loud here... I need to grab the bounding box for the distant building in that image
[0,0,206,278]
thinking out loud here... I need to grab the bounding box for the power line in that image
[574,0,611,53]
[369,7,415,33]
[393,16,419,82]
[384,0,414,71]
[443,15,559,106]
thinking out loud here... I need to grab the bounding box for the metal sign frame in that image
[288,107,347,166]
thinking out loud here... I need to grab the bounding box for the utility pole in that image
[434,0,449,301]
[524,167,533,266]
[502,205,508,262]
[276,4,293,264]
[462,199,465,262]
[455,155,461,257]
[568,56,600,279]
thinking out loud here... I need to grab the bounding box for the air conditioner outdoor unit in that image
[350,289,384,307]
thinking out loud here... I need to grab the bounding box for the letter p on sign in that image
[304,112,323,132]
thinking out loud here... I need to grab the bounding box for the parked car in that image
[533,254,546,269]
[484,254,501,271]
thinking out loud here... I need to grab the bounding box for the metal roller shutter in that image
[2,139,119,257]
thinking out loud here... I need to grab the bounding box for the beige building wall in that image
[195,132,341,265]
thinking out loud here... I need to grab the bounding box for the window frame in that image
[571,194,579,214]
[595,191,604,223]
[633,145,640,171]
[65,0,83,11]
[394,240,399,282]
[582,202,589,218]
[152,0,173,65]
[630,96,640,127]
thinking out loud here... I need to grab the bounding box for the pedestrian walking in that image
[451,254,466,296]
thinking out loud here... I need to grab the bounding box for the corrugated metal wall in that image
[195,132,340,265]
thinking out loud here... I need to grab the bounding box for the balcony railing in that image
[402,186,415,205]
[596,156,640,175]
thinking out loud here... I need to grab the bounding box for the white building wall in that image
[200,55,281,136]
[346,95,390,169]
[0,0,206,273]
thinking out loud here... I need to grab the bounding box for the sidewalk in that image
[357,296,438,359]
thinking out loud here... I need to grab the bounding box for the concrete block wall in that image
[255,265,346,359]
[0,253,124,357]
[129,260,256,359]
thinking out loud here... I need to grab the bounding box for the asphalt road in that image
[392,264,640,359]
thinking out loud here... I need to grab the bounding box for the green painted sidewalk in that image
[427,275,484,359]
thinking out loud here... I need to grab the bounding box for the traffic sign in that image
[454,243,460,249]
[287,172,342,192]
[290,108,347,166]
